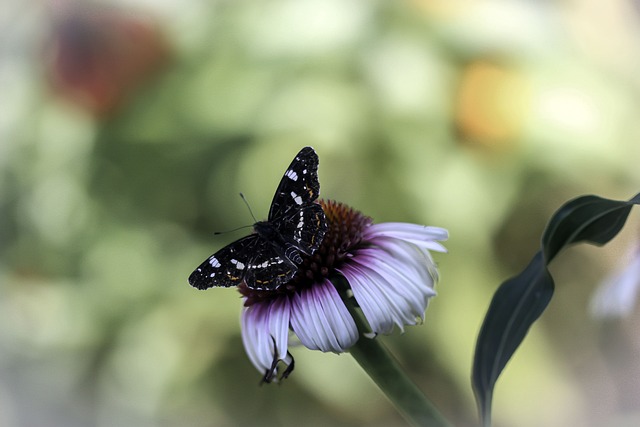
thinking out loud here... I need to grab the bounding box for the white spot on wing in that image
[285,169,298,181]
[291,191,303,205]
[230,259,246,270]
[209,257,221,268]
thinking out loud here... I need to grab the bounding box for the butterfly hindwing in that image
[276,203,328,255]
[188,235,261,290]
[243,240,299,290]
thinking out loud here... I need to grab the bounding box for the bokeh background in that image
[2,0,640,426]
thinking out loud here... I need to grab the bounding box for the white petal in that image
[339,264,392,334]
[365,223,449,252]
[355,250,433,315]
[368,237,439,287]
[352,257,426,328]
[290,280,358,352]
[241,297,291,378]
[339,262,416,334]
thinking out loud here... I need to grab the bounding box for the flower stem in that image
[342,294,452,427]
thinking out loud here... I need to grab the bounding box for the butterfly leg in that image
[260,336,295,384]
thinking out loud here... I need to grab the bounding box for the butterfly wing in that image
[278,203,328,255]
[243,239,299,290]
[188,235,262,290]
[189,235,298,291]
[267,146,327,255]
[268,146,321,221]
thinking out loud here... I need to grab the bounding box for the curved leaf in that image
[542,195,638,262]
[472,193,640,426]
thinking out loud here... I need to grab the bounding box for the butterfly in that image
[188,147,328,291]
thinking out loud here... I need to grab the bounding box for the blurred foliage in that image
[2,0,640,426]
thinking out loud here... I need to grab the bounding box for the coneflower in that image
[239,199,448,383]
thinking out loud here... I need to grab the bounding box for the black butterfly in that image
[188,147,328,291]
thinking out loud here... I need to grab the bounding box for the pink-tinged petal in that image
[241,297,291,378]
[364,223,448,252]
[365,222,448,240]
[339,264,394,334]
[340,262,418,334]
[338,225,443,335]
[354,237,438,289]
[358,243,432,286]
[290,280,358,352]
[352,255,432,330]
[364,237,439,288]
[354,251,433,316]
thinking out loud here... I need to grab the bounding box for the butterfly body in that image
[189,147,327,291]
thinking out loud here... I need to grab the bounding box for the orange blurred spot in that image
[455,60,530,149]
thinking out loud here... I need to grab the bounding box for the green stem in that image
[342,294,452,427]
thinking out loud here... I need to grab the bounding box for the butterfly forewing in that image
[189,146,327,291]
[268,146,321,221]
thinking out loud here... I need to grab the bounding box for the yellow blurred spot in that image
[455,61,530,149]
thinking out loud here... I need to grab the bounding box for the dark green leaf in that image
[472,251,553,426]
[542,195,638,262]
[472,193,640,427]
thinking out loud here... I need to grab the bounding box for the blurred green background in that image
[2,1,640,426]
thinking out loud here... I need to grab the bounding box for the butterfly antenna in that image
[239,192,259,223]
[212,193,258,236]
[212,224,253,235]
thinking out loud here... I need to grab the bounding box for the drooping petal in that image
[368,236,440,286]
[355,249,434,315]
[340,257,428,334]
[241,296,292,380]
[339,263,396,334]
[338,229,441,335]
[290,279,359,352]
